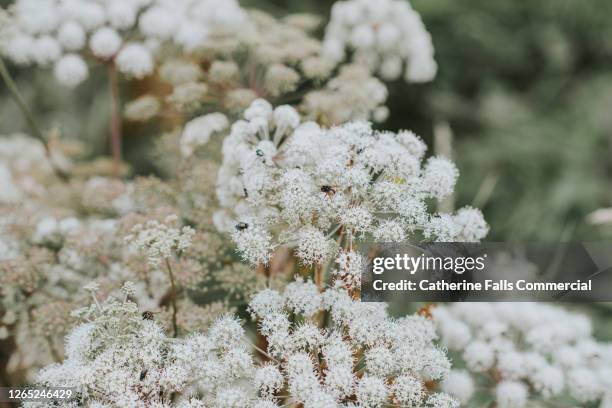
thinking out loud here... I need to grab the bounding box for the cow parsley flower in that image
[89,27,122,59]
[1,0,251,86]
[115,42,154,79]
[322,0,437,83]
[57,21,86,50]
[180,113,229,157]
[441,370,475,404]
[124,214,195,268]
[302,64,389,125]
[220,100,488,265]
[434,302,612,406]
[247,285,451,407]
[34,292,257,407]
[496,381,528,408]
[53,54,88,88]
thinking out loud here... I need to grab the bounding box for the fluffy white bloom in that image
[64,1,106,31]
[2,0,251,87]
[106,0,137,29]
[356,375,387,407]
[283,278,322,317]
[435,302,612,406]
[36,293,256,407]
[422,156,459,200]
[390,374,425,405]
[220,100,487,265]
[124,214,195,268]
[295,227,335,265]
[323,0,437,83]
[33,216,80,245]
[463,340,495,372]
[452,207,490,242]
[231,218,274,265]
[303,64,390,125]
[3,34,36,65]
[425,392,460,408]
[567,367,602,403]
[180,113,229,157]
[176,22,209,51]
[53,54,88,88]
[139,6,179,40]
[33,35,61,65]
[247,286,450,406]
[89,27,122,58]
[0,164,21,204]
[254,363,284,397]
[496,381,528,408]
[13,0,60,35]
[441,370,475,404]
[57,21,86,51]
[115,42,153,78]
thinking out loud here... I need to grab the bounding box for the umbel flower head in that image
[322,0,437,83]
[124,214,195,268]
[1,0,250,87]
[247,280,457,407]
[30,285,259,408]
[217,99,488,265]
[434,302,612,407]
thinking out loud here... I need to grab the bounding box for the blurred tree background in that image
[2,0,612,242]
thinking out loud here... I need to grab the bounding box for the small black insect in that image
[235,222,249,231]
[140,369,148,381]
[142,311,154,321]
[243,188,248,198]
[321,185,336,195]
[255,149,264,157]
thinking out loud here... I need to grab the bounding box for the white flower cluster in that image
[302,63,390,126]
[1,0,249,87]
[180,113,229,157]
[30,290,258,408]
[248,280,457,407]
[216,99,488,265]
[322,0,437,83]
[124,214,195,268]
[434,303,612,407]
[32,216,80,246]
[0,134,62,199]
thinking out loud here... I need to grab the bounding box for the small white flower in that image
[106,0,137,29]
[116,43,154,79]
[89,27,122,59]
[441,370,474,404]
[496,381,528,408]
[423,156,459,200]
[296,227,334,265]
[33,35,62,65]
[54,54,88,88]
[57,21,86,51]
[180,113,229,157]
[323,0,437,83]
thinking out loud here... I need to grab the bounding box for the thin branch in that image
[164,258,179,338]
[0,56,69,181]
[108,63,122,177]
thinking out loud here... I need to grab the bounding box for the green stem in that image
[0,57,69,181]
[108,63,122,177]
